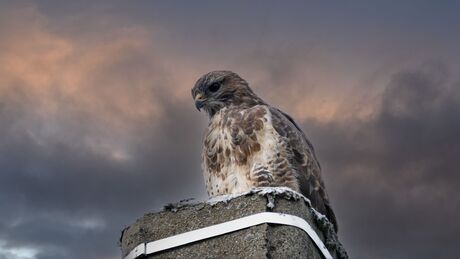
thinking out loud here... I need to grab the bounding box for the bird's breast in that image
[202,106,281,196]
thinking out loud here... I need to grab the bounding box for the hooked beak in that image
[194,93,206,111]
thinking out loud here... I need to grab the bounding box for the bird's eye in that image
[208,82,220,92]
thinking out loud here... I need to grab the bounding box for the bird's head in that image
[191,70,264,117]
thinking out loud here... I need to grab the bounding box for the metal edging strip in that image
[124,212,333,259]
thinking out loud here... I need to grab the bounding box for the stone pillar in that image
[120,188,347,259]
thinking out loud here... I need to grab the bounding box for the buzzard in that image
[192,71,338,231]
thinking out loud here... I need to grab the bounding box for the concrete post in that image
[120,188,347,259]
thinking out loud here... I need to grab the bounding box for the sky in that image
[1,1,459,258]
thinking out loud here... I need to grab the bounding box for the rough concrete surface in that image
[120,187,347,259]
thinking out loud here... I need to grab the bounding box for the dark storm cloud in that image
[306,63,460,259]
[0,77,207,259]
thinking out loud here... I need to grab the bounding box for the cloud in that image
[305,62,460,258]
[1,2,459,259]
[0,4,207,259]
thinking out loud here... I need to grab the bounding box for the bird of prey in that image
[192,70,338,231]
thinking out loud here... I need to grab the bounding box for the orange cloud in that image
[0,4,382,157]
[0,5,174,161]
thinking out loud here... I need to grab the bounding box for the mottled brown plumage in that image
[192,71,338,232]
